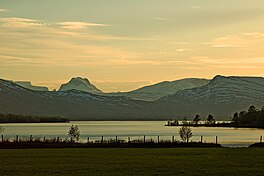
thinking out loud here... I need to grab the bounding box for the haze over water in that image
[2,121,263,147]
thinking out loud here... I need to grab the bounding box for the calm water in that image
[1,121,264,147]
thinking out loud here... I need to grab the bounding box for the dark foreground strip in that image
[0,142,221,149]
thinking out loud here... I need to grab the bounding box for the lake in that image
[1,121,263,147]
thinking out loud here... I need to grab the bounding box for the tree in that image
[247,105,258,122]
[207,114,215,124]
[248,105,257,113]
[193,114,201,125]
[232,112,239,124]
[256,106,264,127]
[0,126,4,134]
[179,126,193,143]
[67,125,80,143]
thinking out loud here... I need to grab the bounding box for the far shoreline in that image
[1,120,264,130]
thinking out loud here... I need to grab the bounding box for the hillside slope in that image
[111,78,209,101]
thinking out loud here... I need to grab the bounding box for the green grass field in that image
[0,148,264,176]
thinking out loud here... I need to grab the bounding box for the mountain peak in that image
[59,77,102,93]
[69,77,91,85]
[212,75,226,80]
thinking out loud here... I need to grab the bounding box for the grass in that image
[0,148,264,176]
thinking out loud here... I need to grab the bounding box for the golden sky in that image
[1,0,264,92]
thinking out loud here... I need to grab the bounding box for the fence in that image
[1,134,263,145]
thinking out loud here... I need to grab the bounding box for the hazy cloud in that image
[154,17,168,21]
[0,18,46,28]
[58,21,110,30]
[189,6,201,9]
[206,32,264,48]
[0,55,31,62]
[0,8,10,12]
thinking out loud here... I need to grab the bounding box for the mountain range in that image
[0,75,264,120]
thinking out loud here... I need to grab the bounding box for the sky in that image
[1,0,264,92]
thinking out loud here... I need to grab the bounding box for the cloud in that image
[189,56,264,69]
[207,32,264,48]
[0,17,46,28]
[58,21,110,29]
[212,44,240,48]
[0,8,10,12]
[189,6,200,9]
[170,42,190,45]
[154,17,168,21]
[0,17,154,42]
[175,48,190,52]
[0,55,31,62]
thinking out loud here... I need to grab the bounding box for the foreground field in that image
[0,148,264,176]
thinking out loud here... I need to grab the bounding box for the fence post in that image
[144,135,145,143]
[16,135,19,142]
[116,136,118,143]
[101,136,103,143]
[157,136,159,143]
[30,135,33,142]
[57,136,60,142]
[172,136,174,143]
[260,135,263,143]
[216,136,218,144]
[87,137,89,143]
[201,135,203,143]
[128,137,130,143]
[1,135,3,142]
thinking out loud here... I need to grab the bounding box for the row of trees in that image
[232,105,264,128]
[0,113,69,123]
[193,114,216,125]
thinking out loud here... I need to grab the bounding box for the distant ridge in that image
[15,81,49,91]
[111,78,209,101]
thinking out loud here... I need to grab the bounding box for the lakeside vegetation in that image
[0,113,69,123]
[166,105,264,128]
[0,148,264,176]
[0,125,220,148]
[232,105,264,128]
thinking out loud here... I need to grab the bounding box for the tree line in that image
[232,105,264,128]
[0,113,69,123]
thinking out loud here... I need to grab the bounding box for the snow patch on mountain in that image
[163,75,264,105]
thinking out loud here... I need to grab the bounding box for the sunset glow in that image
[1,0,264,92]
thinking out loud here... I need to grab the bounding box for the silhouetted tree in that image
[248,105,257,113]
[0,126,4,134]
[232,112,239,124]
[193,114,201,125]
[207,114,215,124]
[257,106,264,127]
[247,105,258,122]
[67,125,80,143]
[179,126,193,143]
